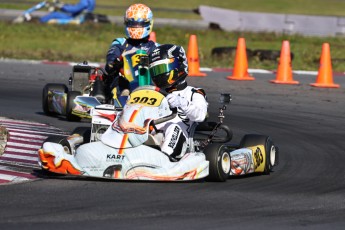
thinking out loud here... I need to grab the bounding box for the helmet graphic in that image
[149,44,188,90]
[124,4,153,39]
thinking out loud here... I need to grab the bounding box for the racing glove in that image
[105,57,123,77]
[166,94,189,111]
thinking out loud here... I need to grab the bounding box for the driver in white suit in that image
[148,44,208,161]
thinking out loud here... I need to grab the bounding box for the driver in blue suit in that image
[40,0,96,23]
[104,3,159,100]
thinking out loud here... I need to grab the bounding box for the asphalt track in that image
[0,60,345,229]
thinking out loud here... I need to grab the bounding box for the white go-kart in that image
[38,86,278,182]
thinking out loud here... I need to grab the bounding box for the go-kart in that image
[12,0,110,24]
[38,85,279,182]
[42,62,109,121]
[42,49,152,121]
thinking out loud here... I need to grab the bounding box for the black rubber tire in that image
[71,126,91,143]
[253,49,294,61]
[66,91,82,122]
[211,46,253,59]
[204,143,231,182]
[44,135,72,155]
[239,134,278,175]
[42,83,68,115]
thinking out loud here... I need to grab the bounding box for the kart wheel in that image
[239,134,278,175]
[66,91,82,122]
[266,143,278,174]
[71,127,91,143]
[42,83,68,115]
[44,135,72,155]
[204,143,231,182]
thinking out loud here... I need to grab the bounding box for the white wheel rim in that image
[221,152,231,174]
[270,145,276,166]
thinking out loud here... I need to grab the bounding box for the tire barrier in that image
[211,47,294,62]
[211,46,253,59]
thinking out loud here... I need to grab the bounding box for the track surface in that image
[0,61,345,229]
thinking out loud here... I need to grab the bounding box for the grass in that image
[3,0,345,17]
[1,1,345,71]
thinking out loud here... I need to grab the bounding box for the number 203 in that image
[131,96,158,106]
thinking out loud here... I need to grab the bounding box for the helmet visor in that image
[124,18,151,28]
[149,59,178,77]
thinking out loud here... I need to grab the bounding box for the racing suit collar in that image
[166,80,187,93]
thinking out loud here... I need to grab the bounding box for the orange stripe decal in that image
[129,109,139,122]
[119,109,139,154]
[119,134,128,154]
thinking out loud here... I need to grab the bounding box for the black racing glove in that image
[105,57,123,77]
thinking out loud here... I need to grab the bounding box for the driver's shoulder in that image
[186,86,206,97]
[110,38,127,47]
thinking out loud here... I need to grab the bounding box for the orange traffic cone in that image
[227,37,254,80]
[270,40,299,84]
[149,31,156,42]
[310,43,340,88]
[187,35,207,77]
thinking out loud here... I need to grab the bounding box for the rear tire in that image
[239,134,278,174]
[204,143,231,182]
[66,91,82,122]
[42,83,68,115]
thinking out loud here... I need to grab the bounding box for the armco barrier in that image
[199,5,345,37]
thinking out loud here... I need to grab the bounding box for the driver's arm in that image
[167,89,208,122]
[105,42,123,77]
[184,91,208,122]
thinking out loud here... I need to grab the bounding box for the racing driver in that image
[104,3,159,101]
[148,44,208,161]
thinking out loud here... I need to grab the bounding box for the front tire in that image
[66,91,82,122]
[204,143,231,182]
[44,135,72,155]
[42,83,68,115]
